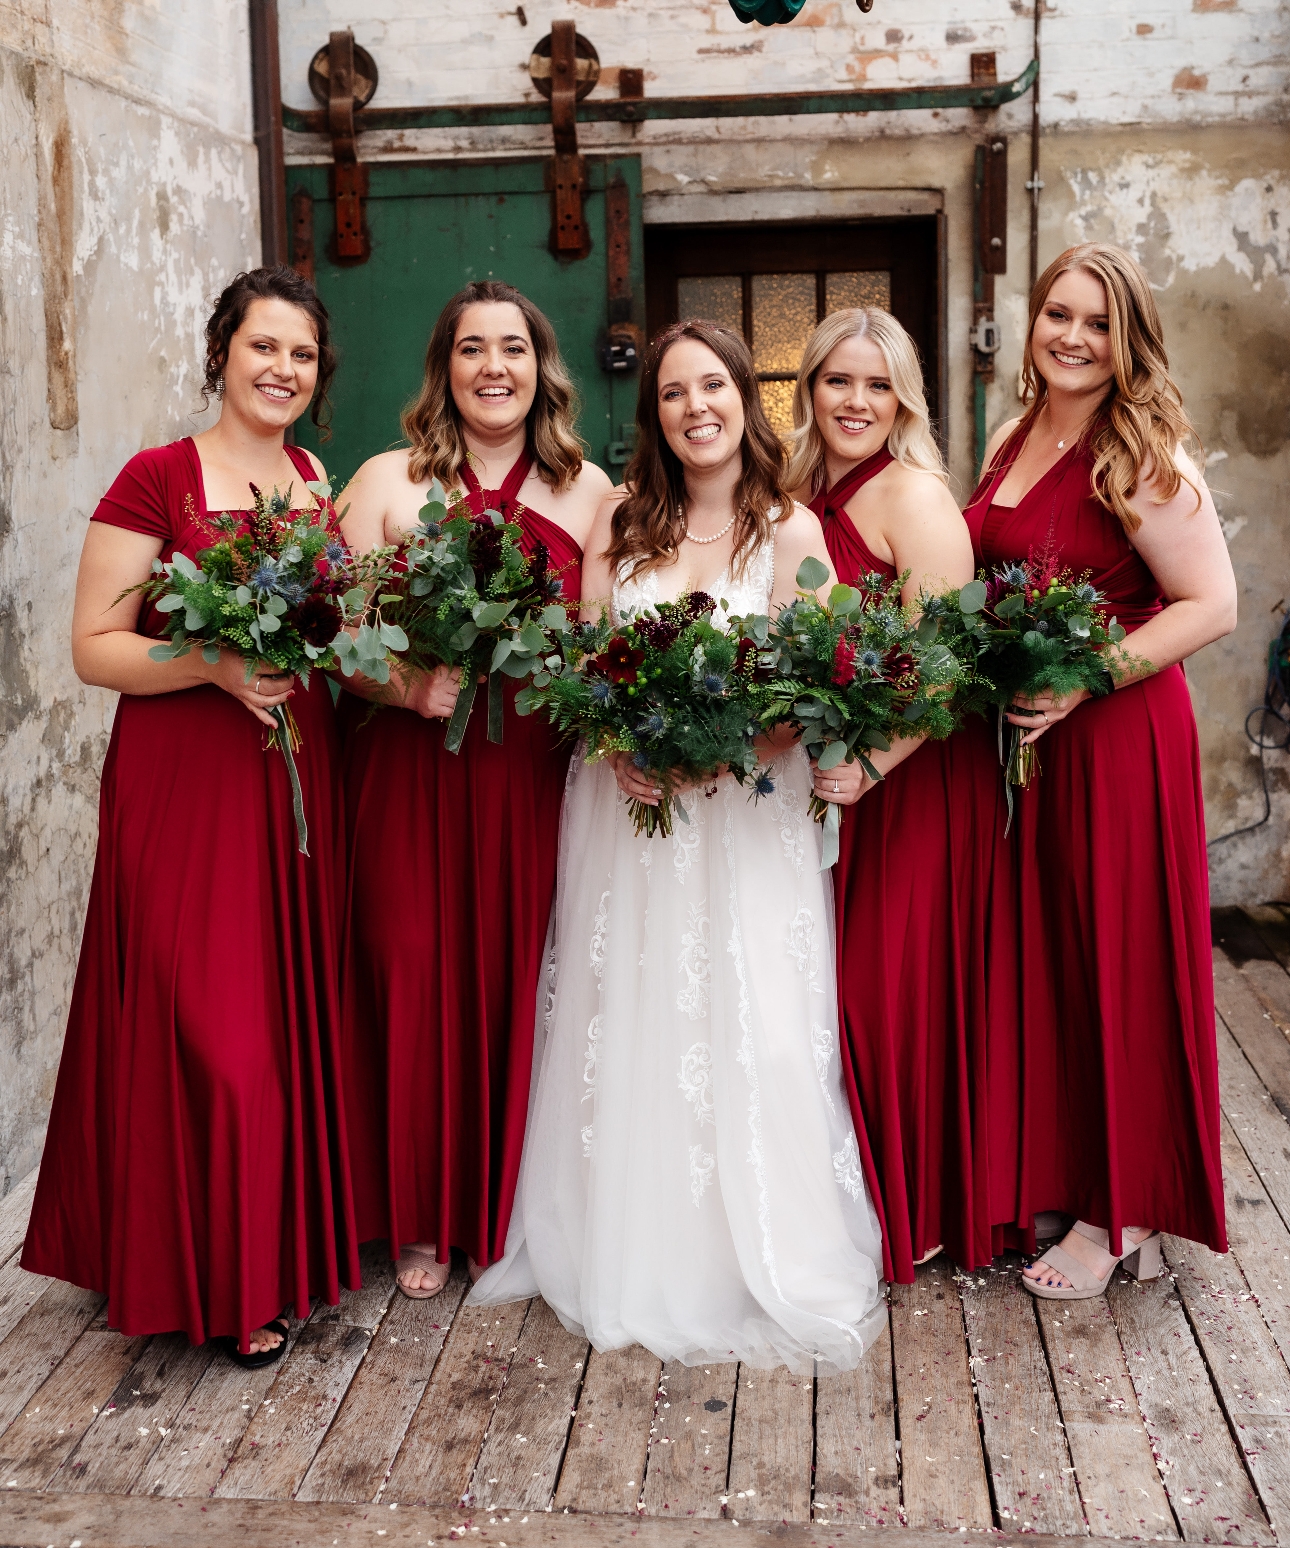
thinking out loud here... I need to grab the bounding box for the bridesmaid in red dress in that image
[22,267,359,1362]
[786,309,1011,1282]
[339,281,610,1297]
[965,244,1236,1299]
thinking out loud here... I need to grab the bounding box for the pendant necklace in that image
[1048,403,1092,452]
[678,502,737,544]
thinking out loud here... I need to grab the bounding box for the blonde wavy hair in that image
[1014,243,1200,532]
[785,308,946,493]
[402,280,585,492]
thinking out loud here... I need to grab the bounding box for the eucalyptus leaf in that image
[473,600,512,629]
[235,585,253,606]
[147,641,178,661]
[796,556,830,593]
[915,614,941,645]
[202,643,221,664]
[995,593,1025,619]
[156,593,185,613]
[490,637,514,672]
[958,579,987,614]
[379,622,409,650]
[817,739,849,771]
[867,729,891,752]
[259,614,281,633]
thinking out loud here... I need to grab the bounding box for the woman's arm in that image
[1008,446,1237,745]
[72,524,295,729]
[883,468,976,604]
[579,494,622,624]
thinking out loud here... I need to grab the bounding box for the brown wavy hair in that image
[1012,243,1200,533]
[402,280,585,492]
[607,320,790,581]
[202,266,336,439]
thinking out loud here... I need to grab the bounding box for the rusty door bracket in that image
[325,29,371,264]
[544,20,591,259]
[599,175,641,372]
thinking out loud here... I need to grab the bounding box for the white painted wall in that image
[0,0,259,1191]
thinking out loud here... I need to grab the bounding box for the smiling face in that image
[810,333,898,468]
[656,338,746,475]
[221,297,319,433]
[1030,267,1115,401]
[449,301,538,440]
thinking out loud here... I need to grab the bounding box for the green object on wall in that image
[291,156,644,489]
[728,0,806,21]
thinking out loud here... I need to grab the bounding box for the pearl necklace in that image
[678,503,737,545]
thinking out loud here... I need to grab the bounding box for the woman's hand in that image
[811,756,872,807]
[399,663,463,720]
[204,651,294,729]
[1005,685,1092,746]
[608,750,665,806]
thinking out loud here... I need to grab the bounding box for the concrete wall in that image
[0,1,259,1192]
[281,0,1290,901]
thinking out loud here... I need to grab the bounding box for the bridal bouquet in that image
[758,557,962,868]
[516,591,775,839]
[391,480,571,751]
[131,480,397,854]
[928,547,1133,827]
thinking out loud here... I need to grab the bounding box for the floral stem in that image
[270,703,309,855]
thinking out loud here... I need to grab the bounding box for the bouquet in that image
[928,545,1133,828]
[758,557,963,868]
[391,480,572,751]
[516,591,776,838]
[131,480,397,853]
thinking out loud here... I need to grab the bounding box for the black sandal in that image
[215,1316,290,1369]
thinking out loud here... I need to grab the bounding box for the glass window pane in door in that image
[677,275,743,333]
[825,270,892,313]
[750,272,816,374]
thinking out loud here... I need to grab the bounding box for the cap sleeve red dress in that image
[340,451,582,1269]
[813,451,1016,1281]
[964,426,1226,1256]
[21,437,360,1351]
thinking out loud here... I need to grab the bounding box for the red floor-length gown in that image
[341,450,582,1268]
[813,450,1014,1281]
[22,438,360,1349]
[965,427,1227,1255]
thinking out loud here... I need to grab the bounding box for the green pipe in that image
[283,59,1037,136]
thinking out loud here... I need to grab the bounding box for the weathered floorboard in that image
[554,1343,659,1515]
[0,1328,149,1489]
[1036,1291,1177,1537]
[470,1296,587,1513]
[383,1296,530,1507]
[889,1263,992,1531]
[961,1262,1086,1534]
[1218,1020,1290,1235]
[60,1334,213,1496]
[147,1322,304,1499]
[1240,904,1290,972]
[0,1279,104,1438]
[297,1269,467,1504]
[639,1360,737,1521]
[1165,1230,1290,1539]
[1109,1272,1270,1543]
[1219,1111,1290,1377]
[726,1364,813,1522]
[0,1172,38,1270]
[1214,946,1290,1124]
[0,1258,53,1353]
[813,1319,901,1528]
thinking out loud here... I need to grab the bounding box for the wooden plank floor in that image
[5,916,1290,1548]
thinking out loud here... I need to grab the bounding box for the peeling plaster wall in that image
[0,2,258,1191]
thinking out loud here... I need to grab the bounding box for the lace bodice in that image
[612,525,777,626]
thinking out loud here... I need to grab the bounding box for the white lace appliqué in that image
[677,902,711,1020]
[678,1042,715,1127]
[688,1144,715,1206]
[811,1023,837,1114]
[787,905,821,987]
[766,772,806,874]
[590,890,610,980]
[582,1014,603,1105]
[581,1124,595,1158]
[833,1132,864,1200]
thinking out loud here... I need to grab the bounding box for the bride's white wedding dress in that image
[470,534,886,1372]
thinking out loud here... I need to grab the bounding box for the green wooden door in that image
[290,156,644,489]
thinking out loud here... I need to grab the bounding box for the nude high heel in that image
[1022,1222,1162,1301]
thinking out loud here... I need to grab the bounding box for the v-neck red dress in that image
[812,450,1014,1281]
[964,427,1226,1255]
[22,437,360,1350]
[340,451,582,1268]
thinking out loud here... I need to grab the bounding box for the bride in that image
[470,320,886,1371]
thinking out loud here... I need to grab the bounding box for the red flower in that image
[883,646,917,681]
[592,635,646,684]
[831,635,858,687]
[292,593,343,648]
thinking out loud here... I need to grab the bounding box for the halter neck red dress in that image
[22,438,360,1352]
[813,449,1013,1281]
[965,427,1226,1256]
[340,451,582,1269]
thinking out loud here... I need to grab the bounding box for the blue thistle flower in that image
[632,752,649,769]
[250,563,279,593]
[1002,564,1029,587]
[324,541,345,563]
[858,649,883,671]
[639,712,666,738]
[701,672,727,695]
[589,680,613,704]
[1076,584,1097,604]
[754,772,775,797]
[278,581,307,606]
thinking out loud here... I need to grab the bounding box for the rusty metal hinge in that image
[308,29,377,265]
[600,176,641,373]
[533,21,594,259]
